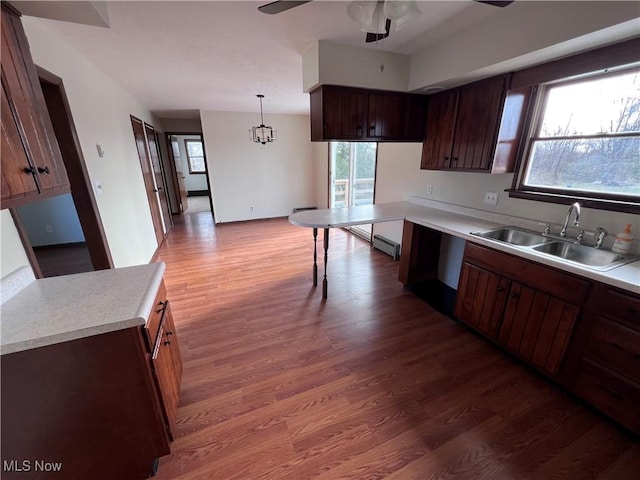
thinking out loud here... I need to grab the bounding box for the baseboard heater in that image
[293,207,317,213]
[373,234,400,260]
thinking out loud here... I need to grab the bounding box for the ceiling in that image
[21,1,636,118]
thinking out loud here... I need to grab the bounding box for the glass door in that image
[330,142,377,240]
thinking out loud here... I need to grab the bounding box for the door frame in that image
[164,131,214,216]
[11,66,113,278]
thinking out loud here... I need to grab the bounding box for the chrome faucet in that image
[560,202,581,237]
[594,227,607,249]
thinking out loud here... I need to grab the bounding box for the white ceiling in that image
[25,1,637,118]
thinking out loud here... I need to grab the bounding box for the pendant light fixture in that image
[250,94,277,144]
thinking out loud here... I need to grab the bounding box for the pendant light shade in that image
[250,94,277,144]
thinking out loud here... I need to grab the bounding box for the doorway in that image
[10,67,112,278]
[329,141,378,240]
[165,132,214,217]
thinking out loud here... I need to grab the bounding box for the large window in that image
[185,139,206,174]
[515,66,639,210]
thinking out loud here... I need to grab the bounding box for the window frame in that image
[184,139,206,175]
[507,40,640,214]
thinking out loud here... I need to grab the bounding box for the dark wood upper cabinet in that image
[310,85,426,142]
[1,4,69,208]
[421,74,531,173]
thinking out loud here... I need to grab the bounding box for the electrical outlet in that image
[45,225,53,233]
[484,191,499,206]
[250,206,254,212]
[426,184,433,195]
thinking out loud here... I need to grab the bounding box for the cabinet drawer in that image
[596,287,640,329]
[464,243,589,305]
[145,281,167,351]
[573,358,640,434]
[586,317,640,384]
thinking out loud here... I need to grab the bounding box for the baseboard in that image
[407,279,457,318]
[33,242,88,251]
[187,190,209,197]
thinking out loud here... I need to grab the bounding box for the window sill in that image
[506,189,640,214]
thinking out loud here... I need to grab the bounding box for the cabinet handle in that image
[444,156,449,161]
[356,125,363,136]
[598,383,624,400]
[166,330,173,336]
[509,292,519,298]
[155,300,167,314]
[37,166,50,174]
[497,286,505,292]
[164,340,171,346]
[452,157,459,163]
[369,125,375,133]
[23,166,36,174]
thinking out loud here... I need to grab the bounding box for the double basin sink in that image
[471,227,638,271]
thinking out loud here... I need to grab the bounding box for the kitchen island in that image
[0,263,182,480]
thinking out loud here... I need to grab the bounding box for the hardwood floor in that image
[153,213,639,480]
[33,242,93,277]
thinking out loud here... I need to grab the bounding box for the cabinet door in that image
[499,283,579,376]
[1,79,38,201]
[323,87,366,140]
[0,5,68,204]
[367,91,405,139]
[455,262,510,339]
[420,89,457,169]
[451,75,506,170]
[151,301,182,440]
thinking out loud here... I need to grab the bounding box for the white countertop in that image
[0,262,166,355]
[289,200,640,294]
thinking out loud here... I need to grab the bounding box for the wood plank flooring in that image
[153,213,638,480]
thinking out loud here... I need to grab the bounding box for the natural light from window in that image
[523,68,639,199]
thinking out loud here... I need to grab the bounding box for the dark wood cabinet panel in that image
[310,85,426,142]
[421,74,528,173]
[1,328,170,480]
[454,262,509,339]
[1,4,69,208]
[561,284,640,434]
[322,87,366,140]
[455,242,583,379]
[499,284,578,376]
[420,89,457,169]
[151,300,182,440]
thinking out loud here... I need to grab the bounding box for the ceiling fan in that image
[258,1,515,43]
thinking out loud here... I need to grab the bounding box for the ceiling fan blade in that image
[475,1,515,7]
[258,1,313,15]
[365,18,391,43]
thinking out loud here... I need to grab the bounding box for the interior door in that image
[169,135,188,213]
[130,116,164,246]
[144,123,172,233]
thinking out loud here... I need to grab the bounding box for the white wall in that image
[200,111,315,223]
[303,41,411,93]
[1,211,31,278]
[13,17,162,268]
[15,194,85,247]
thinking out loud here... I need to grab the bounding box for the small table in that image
[288,202,411,299]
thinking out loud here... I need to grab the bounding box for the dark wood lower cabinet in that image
[453,241,639,434]
[455,262,509,339]
[0,279,182,479]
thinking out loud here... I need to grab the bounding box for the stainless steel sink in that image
[472,227,550,247]
[532,242,638,270]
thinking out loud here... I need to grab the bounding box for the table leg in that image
[312,227,318,287]
[322,228,329,299]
